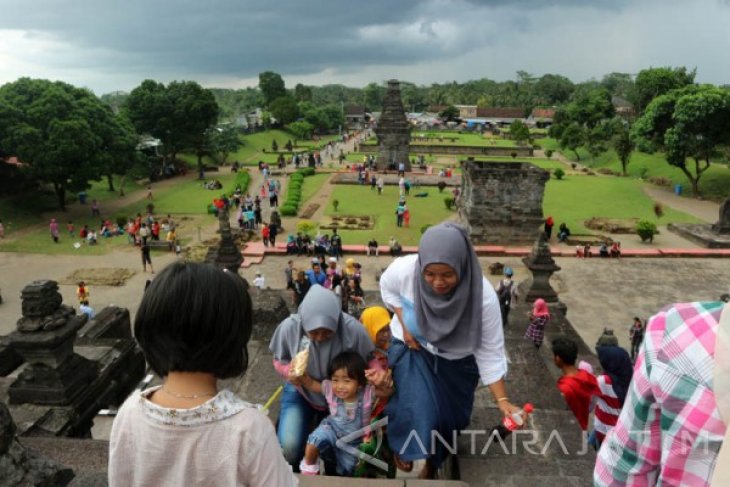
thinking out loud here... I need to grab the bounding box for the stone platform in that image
[668,223,730,248]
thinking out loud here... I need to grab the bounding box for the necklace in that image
[161,387,217,399]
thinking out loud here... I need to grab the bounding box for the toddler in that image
[299,351,378,476]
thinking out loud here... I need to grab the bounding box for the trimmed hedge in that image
[280,168,315,216]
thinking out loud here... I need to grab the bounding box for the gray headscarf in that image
[413,222,483,354]
[269,284,374,408]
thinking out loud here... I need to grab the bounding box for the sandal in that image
[393,454,413,473]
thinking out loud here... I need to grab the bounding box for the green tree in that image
[125,80,219,174]
[363,82,385,111]
[632,66,695,113]
[0,78,115,209]
[565,87,615,129]
[294,83,312,102]
[98,113,141,195]
[167,81,219,176]
[509,119,531,144]
[439,105,460,121]
[610,118,634,175]
[633,85,730,195]
[559,122,585,160]
[534,74,574,104]
[209,125,243,165]
[258,71,286,107]
[600,72,635,98]
[269,95,300,125]
[287,121,314,142]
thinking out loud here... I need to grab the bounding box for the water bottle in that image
[492,403,534,439]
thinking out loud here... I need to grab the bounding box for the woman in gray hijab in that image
[378,222,520,478]
[270,284,375,469]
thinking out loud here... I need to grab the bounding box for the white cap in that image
[328,257,337,263]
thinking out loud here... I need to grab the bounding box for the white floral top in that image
[138,386,251,427]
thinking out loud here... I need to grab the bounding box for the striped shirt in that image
[594,375,621,443]
[594,301,727,486]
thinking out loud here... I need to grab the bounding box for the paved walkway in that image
[642,184,719,223]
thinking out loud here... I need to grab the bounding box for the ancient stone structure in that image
[460,158,550,244]
[668,197,730,248]
[249,289,291,340]
[0,402,74,485]
[206,207,244,273]
[374,80,411,171]
[521,233,566,315]
[712,197,730,234]
[7,281,96,406]
[1,280,145,438]
[360,143,533,158]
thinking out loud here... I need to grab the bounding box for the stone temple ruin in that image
[459,158,550,244]
[374,79,411,172]
[668,196,730,248]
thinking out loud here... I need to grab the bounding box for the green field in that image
[323,185,454,245]
[300,174,331,206]
[536,137,730,200]
[543,175,700,234]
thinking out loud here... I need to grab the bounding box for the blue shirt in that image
[306,269,326,286]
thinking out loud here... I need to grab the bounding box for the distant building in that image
[527,108,556,128]
[234,108,267,129]
[345,105,367,130]
[611,96,635,118]
[455,105,478,119]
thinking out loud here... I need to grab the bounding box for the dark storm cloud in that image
[0,0,628,78]
[1,0,729,92]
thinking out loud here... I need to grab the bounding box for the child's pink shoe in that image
[299,461,319,476]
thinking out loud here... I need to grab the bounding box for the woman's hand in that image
[394,307,420,350]
[498,400,525,420]
[365,369,393,387]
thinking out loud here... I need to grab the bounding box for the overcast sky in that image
[1,0,729,94]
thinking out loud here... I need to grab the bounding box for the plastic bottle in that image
[492,403,534,439]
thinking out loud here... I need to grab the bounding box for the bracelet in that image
[496,397,510,403]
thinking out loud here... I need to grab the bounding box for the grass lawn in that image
[0,222,133,255]
[300,174,331,206]
[322,185,455,245]
[543,175,701,234]
[535,138,730,200]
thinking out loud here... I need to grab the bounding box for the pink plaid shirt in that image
[594,301,727,486]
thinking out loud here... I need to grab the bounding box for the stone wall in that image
[361,144,533,157]
[460,158,549,244]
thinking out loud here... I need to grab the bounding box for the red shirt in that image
[557,369,599,431]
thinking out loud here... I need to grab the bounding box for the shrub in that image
[279,205,297,216]
[554,168,565,180]
[437,181,447,193]
[597,167,616,175]
[571,162,577,170]
[333,199,339,212]
[115,215,128,228]
[510,152,517,159]
[233,171,251,192]
[297,220,317,236]
[545,149,554,159]
[638,167,648,179]
[444,196,456,210]
[146,203,155,214]
[271,139,278,152]
[636,220,658,243]
[299,167,316,176]
[532,142,541,150]
[648,176,672,187]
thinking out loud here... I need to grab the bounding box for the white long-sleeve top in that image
[379,254,508,386]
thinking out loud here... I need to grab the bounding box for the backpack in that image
[497,280,513,307]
